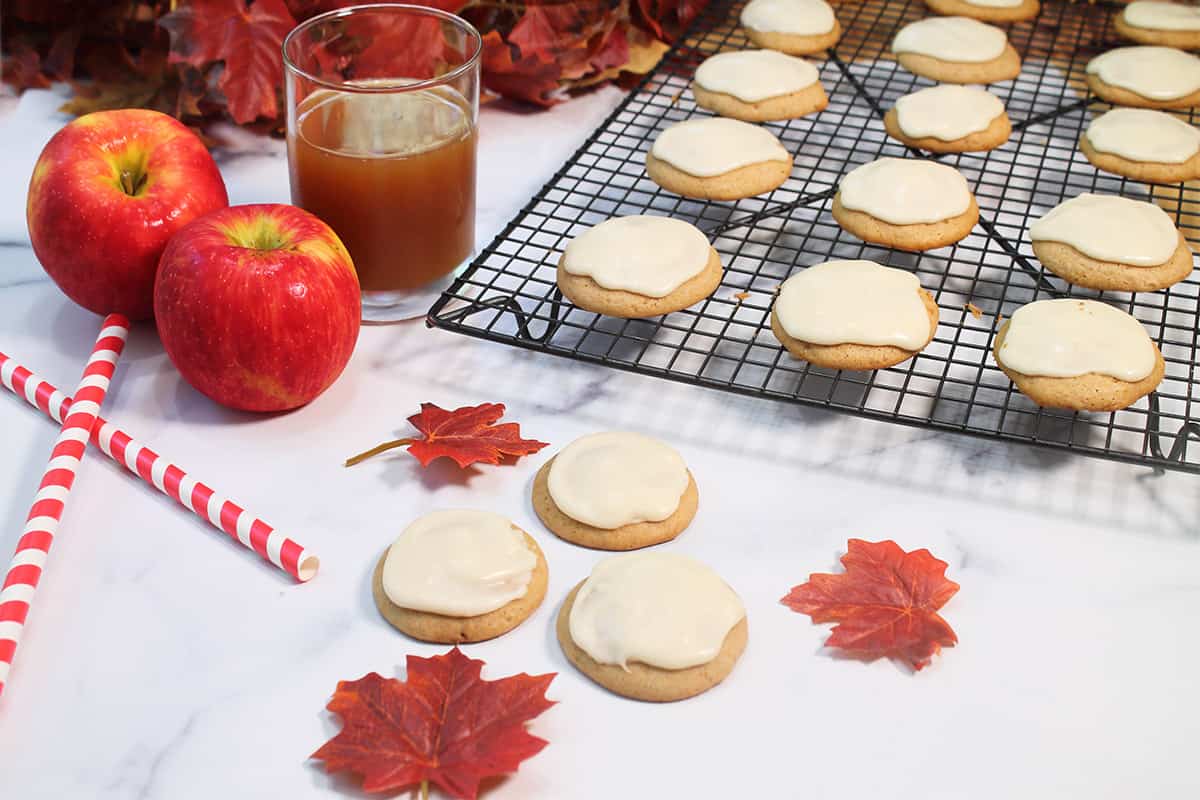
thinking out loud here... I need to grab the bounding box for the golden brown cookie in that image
[1086,72,1200,109]
[744,19,843,55]
[993,320,1166,411]
[831,193,980,250]
[371,528,548,644]
[556,580,748,702]
[557,247,723,318]
[532,457,699,550]
[769,288,939,370]
[883,106,1011,153]
[1033,233,1194,292]
[923,0,1040,23]
[692,80,828,123]
[896,44,1022,84]
[1114,9,1200,49]
[1079,133,1200,183]
[645,152,793,200]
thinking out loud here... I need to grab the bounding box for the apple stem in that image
[119,168,147,197]
[344,438,417,467]
[420,781,429,800]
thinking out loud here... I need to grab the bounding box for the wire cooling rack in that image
[427,0,1200,474]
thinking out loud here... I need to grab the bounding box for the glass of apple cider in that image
[283,4,481,322]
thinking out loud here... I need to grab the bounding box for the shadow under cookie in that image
[769,290,938,370]
[556,248,723,318]
[1033,235,1194,292]
[1086,73,1200,110]
[883,107,1011,153]
[993,320,1166,412]
[1078,135,1200,183]
[896,45,1022,84]
[532,457,698,550]
[556,581,748,702]
[371,529,548,643]
[692,81,828,123]
[832,193,979,250]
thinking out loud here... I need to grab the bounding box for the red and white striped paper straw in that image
[0,315,128,697]
[0,353,319,585]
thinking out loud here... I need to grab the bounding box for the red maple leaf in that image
[633,0,708,42]
[312,648,556,799]
[781,539,960,671]
[345,402,549,468]
[480,30,563,107]
[160,0,297,123]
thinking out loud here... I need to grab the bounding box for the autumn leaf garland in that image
[1,0,706,125]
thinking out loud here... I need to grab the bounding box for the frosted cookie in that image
[556,551,748,702]
[646,117,793,200]
[1085,46,1200,108]
[1030,193,1193,291]
[923,0,1040,23]
[1080,107,1200,183]
[740,0,842,55]
[832,157,979,250]
[692,50,828,122]
[557,216,722,318]
[892,16,1022,84]
[532,431,698,550]
[884,85,1011,153]
[994,299,1165,411]
[372,510,548,644]
[770,260,939,370]
[1115,4,1200,52]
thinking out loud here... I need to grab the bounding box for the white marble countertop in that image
[1,83,1198,799]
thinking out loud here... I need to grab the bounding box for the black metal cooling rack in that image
[427,0,1200,474]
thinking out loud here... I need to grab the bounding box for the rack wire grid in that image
[427,0,1200,474]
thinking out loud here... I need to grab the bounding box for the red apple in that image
[27,108,229,320]
[154,204,361,412]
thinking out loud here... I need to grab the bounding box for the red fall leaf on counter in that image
[312,647,557,799]
[781,539,960,671]
[345,402,549,468]
[160,0,297,123]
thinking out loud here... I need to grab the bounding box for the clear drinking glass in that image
[283,4,482,323]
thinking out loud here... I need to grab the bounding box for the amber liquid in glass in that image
[289,84,476,293]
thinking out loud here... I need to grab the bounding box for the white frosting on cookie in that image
[894,85,1006,141]
[740,0,836,35]
[997,299,1157,381]
[774,260,932,349]
[382,510,536,617]
[964,0,1023,7]
[694,50,820,103]
[650,117,791,177]
[561,216,711,298]
[548,431,689,530]
[1030,193,1180,267]
[1086,46,1200,101]
[892,16,1008,63]
[839,157,972,225]
[1125,2,1200,31]
[568,551,746,670]
[1085,107,1200,164]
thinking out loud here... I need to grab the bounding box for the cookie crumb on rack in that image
[966,302,983,319]
[733,291,751,302]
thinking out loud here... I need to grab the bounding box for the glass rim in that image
[282,3,483,95]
